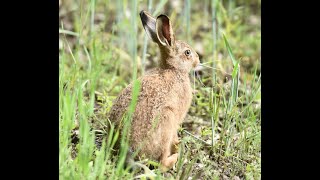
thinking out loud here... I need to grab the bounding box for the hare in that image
[108,10,200,171]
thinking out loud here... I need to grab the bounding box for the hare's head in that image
[140,10,200,73]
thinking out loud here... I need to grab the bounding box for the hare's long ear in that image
[156,14,175,47]
[140,10,160,43]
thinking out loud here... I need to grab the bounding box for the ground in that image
[59,0,261,179]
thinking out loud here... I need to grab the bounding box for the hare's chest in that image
[178,82,192,107]
[166,81,192,119]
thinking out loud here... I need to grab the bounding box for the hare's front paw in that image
[160,153,179,172]
[171,138,180,154]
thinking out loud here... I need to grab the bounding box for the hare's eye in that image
[185,49,191,56]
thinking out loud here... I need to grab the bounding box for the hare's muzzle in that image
[193,53,200,68]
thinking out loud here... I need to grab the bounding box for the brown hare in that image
[108,10,200,171]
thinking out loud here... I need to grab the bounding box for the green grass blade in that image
[223,34,237,66]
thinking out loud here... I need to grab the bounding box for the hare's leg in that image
[159,141,178,172]
[172,133,180,144]
[171,133,180,154]
[159,130,179,171]
[158,108,180,171]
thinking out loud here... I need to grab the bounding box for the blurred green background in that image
[59,0,260,179]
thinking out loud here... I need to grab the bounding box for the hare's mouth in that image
[194,64,202,71]
[192,60,200,68]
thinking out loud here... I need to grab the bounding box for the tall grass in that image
[185,0,191,42]
[211,0,218,86]
[114,0,140,176]
[59,0,261,179]
[210,0,219,154]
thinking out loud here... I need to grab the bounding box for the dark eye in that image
[185,49,191,56]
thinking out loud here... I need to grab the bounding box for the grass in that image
[59,0,261,179]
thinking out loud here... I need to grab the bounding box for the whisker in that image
[200,60,221,65]
[199,64,232,76]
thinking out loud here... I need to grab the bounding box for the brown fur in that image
[108,11,200,171]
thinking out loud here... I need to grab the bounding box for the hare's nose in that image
[195,54,200,62]
[195,53,199,59]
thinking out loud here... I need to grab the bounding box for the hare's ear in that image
[140,10,160,43]
[156,14,175,47]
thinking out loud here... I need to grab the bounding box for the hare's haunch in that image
[108,10,200,171]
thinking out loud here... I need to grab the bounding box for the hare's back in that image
[108,83,133,124]
[108,70,166,122]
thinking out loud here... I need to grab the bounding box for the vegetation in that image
[59,0,261,179]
